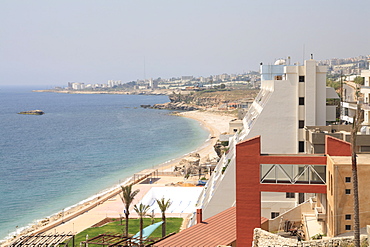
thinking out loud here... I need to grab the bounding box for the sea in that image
[0,86,209,241]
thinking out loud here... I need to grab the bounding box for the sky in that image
[0,0,369,86]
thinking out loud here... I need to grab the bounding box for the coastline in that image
[1,110,235,246]
[32,89,172,96]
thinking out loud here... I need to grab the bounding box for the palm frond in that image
[120,185,140,211]
[156,197,172,212]
[134,203,151,217]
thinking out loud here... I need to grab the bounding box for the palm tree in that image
[156,197,172,237]
[134,203,151,246]
[120,184,140,237]
[351,102,363,247]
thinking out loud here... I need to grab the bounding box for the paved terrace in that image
[42,174,201,235]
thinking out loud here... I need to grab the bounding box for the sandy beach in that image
[2,110,235,246]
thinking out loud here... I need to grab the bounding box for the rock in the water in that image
[140,105,151,108]
[18,110,45,115]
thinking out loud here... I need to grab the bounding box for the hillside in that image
[169,89,259,108]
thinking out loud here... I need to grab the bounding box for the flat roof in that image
[330,154,370,165]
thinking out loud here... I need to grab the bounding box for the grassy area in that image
[70,218,183,246]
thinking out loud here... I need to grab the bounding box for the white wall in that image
[315,66,328,125]
[261,192,297,219]
[247,79,298,154]
[201,156,236,220]
[305,60,317,126]
[326,105,337,122]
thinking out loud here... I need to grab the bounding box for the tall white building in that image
[340,62,370,127]
[193,58,339,223]
[239,59,337,153]
[360,65,370,125]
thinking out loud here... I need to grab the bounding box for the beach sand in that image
[2,110,235,245]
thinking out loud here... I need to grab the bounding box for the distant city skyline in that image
[1,0,369,86]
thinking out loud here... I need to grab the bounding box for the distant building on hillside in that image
[181,76,193,82]
[71,82,85,90]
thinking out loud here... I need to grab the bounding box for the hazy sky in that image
[1,0,369,86]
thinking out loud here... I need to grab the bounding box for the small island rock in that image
[18,110,45,115]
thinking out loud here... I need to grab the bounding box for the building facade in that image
[193,59,339,225]
[235,135,370,245]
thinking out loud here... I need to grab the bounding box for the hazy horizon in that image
[1,0,369,86]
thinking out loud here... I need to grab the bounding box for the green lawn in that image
[70,218,183,246]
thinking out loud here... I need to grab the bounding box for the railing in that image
[260,164,326,185]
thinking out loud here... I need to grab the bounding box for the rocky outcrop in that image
[151,102,199,111]
[253,228,298,247]
[174,153,203,176]
[18,110,44,115]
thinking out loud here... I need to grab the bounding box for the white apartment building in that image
[193,59,339,224]
[71,82,85,90]
[239,59,337,154]
[341,63,370,127]
[360,66,370,125]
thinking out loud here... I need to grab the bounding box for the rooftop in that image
[153,207,236,247]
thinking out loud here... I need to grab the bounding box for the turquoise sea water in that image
[0,87,209,240]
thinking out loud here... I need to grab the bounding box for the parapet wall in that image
[268,201,311,232]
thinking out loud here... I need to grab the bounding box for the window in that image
[360,146,370,152]
[345,177,351,183]
[299,120,305,129]
[271,212,280,219]
[299,76,305,82]
[299,97,305,105]
[345,225,351,230]
[286,192,295,198]
[345,189,351,195]
[345,214,351,220]
[331,174,333,196]
[299,141,304,153]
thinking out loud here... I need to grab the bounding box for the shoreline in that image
[1,110,235,246]
[32,89,173,96]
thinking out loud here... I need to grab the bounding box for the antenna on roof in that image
[302,44,305,64]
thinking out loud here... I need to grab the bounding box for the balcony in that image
[309,197,316,210]
[312,132,342,144]
[314,207,326,221]
[361,103,370,111]
[360,88,370,98]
